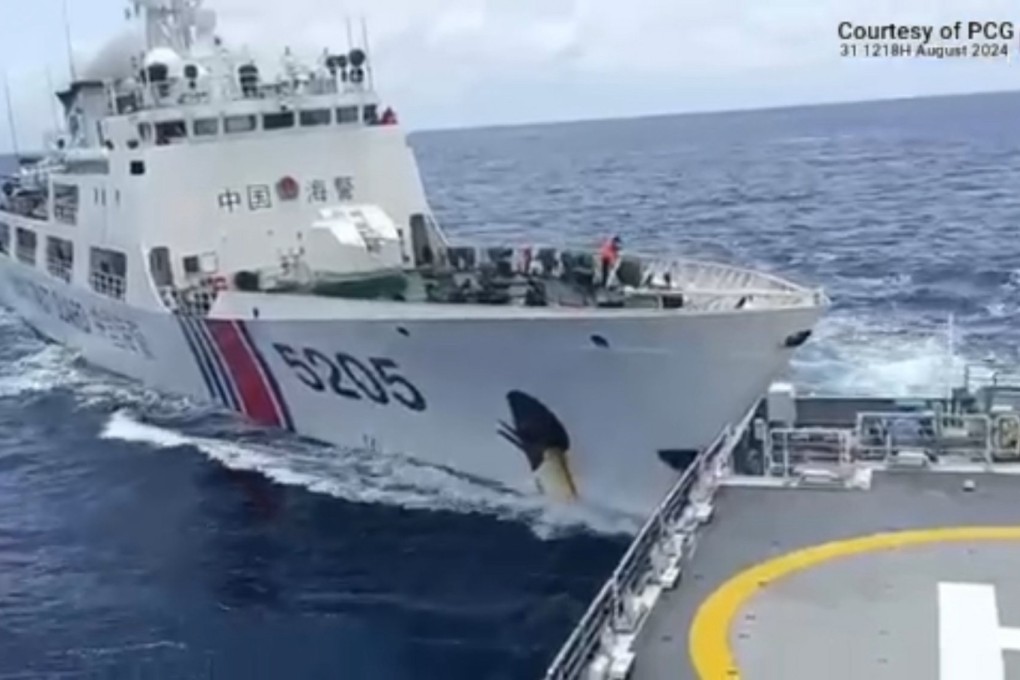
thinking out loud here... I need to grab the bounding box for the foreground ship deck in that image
[635,476,1020,680]
[546,367,1020,679]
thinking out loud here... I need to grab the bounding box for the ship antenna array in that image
[342,16,375,89]
[360,17,375,90]
[945,312,956,404]
[62,0,78,81]
[2,72,20,159]
[45,68,61,132]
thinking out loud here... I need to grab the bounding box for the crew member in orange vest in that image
[599,235,622,287]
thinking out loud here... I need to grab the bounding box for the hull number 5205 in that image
[272,342,427,412]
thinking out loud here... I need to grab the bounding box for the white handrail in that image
[543,404,757,680]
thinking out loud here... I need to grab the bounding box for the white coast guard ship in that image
[0,0,827,516]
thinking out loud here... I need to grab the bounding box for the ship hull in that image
[0,257,822,516]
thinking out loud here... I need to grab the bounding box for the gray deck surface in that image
[630,472,1020,679]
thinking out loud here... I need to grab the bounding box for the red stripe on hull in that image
[206,319,282,427]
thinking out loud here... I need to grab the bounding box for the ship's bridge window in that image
[53,183,80,225]
[0,222,9,255]
[263,111,295,130]
[89,247,127,300]
[336,106,358,124]
[116,92,141,115]
[155,120,187,146]
[194,118,219,136]
[224,114,257,134]
[46,236,74,283]
[138,122,152,142]
[300,109,331,127]
[15,227,37,266]
[148,247,174,288]
[363,104,379,125]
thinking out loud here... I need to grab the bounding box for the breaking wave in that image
[791,311,971,398]
[98,409,640,539]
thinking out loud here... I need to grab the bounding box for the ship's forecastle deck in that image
[167,243,824,320]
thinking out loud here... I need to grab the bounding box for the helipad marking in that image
[940,582,1020,679]
[688,526,1020,680]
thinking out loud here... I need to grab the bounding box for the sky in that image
[1,0,1019,150]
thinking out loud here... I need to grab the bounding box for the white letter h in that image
[940,582,1020,679]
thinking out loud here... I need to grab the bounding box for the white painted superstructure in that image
[0,0,828,516]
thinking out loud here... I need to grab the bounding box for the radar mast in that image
[132,0,214,54]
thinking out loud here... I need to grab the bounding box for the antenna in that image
[345,17,355,53]
[942,314,950,403]
[2,72,21,159]
[62,0,78,82]
[360,17,374,90]
[45,68,61,132]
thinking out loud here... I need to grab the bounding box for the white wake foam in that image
[0,344,85,397]
[99,410,641,540]
[792,313,972,397]
[0,341,200,417]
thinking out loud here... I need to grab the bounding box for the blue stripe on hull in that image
[236,320,295,432]
[176,315,217,402]
[177,315,229,408]
[191,317,243,412]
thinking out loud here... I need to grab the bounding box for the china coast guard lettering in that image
[9,274,154,358]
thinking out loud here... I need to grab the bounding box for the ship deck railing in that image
[88,270,126,301]
[964,362,1020,395]
[542,406,758,680]
[103,70,376,117]
[639,255,812,295]
[0,195,51,223]
[0,205,49,223]
[638,287,818,311]
[45,255,73,284]
[624,254,826,310]
[157,285,218,317]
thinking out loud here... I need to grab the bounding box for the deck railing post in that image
[657,511,668,561]
[609,579,621,633]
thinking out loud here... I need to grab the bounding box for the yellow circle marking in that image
[689,525,1020,679]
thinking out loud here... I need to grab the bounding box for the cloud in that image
[2,0,1019,150]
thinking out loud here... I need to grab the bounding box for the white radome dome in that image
[144,47,185,78]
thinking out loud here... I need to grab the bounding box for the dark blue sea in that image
[1,91,1019,679]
